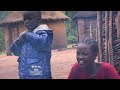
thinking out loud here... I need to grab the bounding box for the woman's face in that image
[76,43,96,68]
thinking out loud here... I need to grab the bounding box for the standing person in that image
[11,11,53,79]
[68,38,120,79]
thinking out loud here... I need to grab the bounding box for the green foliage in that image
[0,11,11,21]
[65,11,78,44]
[67,35,77,44]
[65,11,78,19]
[0,51,6,55]
[0,28,5,52]
[0,11,10,54]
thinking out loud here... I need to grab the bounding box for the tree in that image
[0,11,10,53]
[0,28,5,52]
[65,11,78,44]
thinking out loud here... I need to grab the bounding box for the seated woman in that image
[68,38,120,79]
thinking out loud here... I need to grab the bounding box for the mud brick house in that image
[73,11,97,42]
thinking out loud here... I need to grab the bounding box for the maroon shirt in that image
[68,62,120,79]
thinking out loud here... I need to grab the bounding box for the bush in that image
[0,28,5,53]
[65,11,78,45]
[67,35,77,44]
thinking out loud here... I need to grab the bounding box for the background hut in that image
[0,11,69,55]
[73,11,97,42]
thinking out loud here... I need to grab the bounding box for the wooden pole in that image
[90,20,92,38]
[105,11,109,63]
[16,25,19,37]
[7,26,13,56]
[109,11,114,65]
[76,20,79,43]
[97,11,102,62]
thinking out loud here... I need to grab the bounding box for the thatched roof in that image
[73,11,97,20]
[0,11,70,25]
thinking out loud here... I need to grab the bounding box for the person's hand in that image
[19,31,27,41]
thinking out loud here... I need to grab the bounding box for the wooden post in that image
[109,11,114,65]
[105,11,109,63]
[7,26,13,56]
[78,19,84,42]
[76,20,79,43]
[90,20,92,38]
[16,24,19,37]
[115,12,120,39]
[97,11,102,62]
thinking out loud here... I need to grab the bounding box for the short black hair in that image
[80,38,98,54]
[23,11,41,19]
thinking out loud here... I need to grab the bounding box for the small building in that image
[0,11,70,55]
[73,11,97,42]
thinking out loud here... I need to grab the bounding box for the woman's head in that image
[23,11,41,31]
[76,38,98,68]
[81,38,98,54]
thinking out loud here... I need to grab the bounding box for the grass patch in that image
[0,51,6,55]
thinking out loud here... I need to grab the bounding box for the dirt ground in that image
[0,48,76,79]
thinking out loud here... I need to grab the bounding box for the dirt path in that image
[0,48,76,79]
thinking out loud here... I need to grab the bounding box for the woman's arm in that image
[104,63,120,79]
[68,63,78,79]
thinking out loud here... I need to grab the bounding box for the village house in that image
[73,11,97,42]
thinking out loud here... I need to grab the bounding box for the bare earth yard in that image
[0,48,76,79]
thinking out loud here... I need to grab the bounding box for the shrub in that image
[0,28,5,53]
[67,35,77,44]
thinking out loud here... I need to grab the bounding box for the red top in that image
[68,62,120,79]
